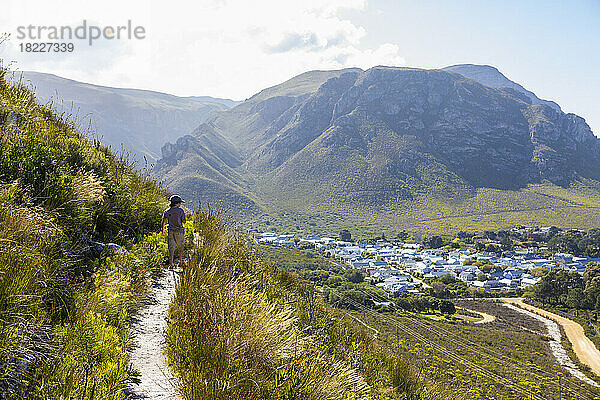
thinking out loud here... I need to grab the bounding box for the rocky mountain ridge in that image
[154,64,600,234]
[156,65,598,190]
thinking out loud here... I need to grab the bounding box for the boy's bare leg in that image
[179,244,184,268]
[167,232,175,269]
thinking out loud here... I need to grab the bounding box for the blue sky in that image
[2,0,598,135]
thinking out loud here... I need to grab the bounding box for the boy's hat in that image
[170,195,184,205]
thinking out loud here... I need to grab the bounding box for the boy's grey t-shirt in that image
[163,206,186,233]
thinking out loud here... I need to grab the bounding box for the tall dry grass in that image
[166,207,441,399]
[0,184,71,395]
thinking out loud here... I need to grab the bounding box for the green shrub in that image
[37,313,130,400]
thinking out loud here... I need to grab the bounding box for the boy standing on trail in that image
[162,195,186,269]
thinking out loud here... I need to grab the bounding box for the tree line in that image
[533,263,600,309]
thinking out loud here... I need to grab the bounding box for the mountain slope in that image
[155,65,600,236]
[265,67,598,189]
[11,71,239,162]
[0,65,170,399]
[201,68,361,156]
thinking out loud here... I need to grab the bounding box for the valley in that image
[4,61,600,400]
[151,65,600,238]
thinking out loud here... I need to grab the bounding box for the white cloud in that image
[1,0,405,99]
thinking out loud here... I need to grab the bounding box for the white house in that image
[350,260,372,271]
[459,271,477,282]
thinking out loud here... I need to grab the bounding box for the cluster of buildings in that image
[258,233,296,247]
[258,232,600,295]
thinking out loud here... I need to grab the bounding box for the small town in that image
[258,228,600,295]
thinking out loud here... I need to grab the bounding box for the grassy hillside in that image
[166,209,455,399]
[241,180,600,240]
[0,65,170,398]
[359,305,600,400]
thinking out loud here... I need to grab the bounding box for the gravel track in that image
[501,297,600,385]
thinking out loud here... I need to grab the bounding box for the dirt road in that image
[474,310,496,324]
[501,298,600,377]
[456,307,496,324]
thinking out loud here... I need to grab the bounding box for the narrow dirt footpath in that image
[454,306,496,324]
[128,270,182,399]
[501,298,600,378]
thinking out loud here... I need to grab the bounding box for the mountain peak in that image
[442,64,561,112]
[248,67,363,103]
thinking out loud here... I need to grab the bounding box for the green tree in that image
[441,273,456,284]
[439,300,456,314]
[584,263,600,283]
[339,229,352,242]
[534,269,584,306]
[501,236,513,251]
[581,230,600,258]
[325,275,343,287]
[479,263,494,273]
[566,288,585,309]
[431,281,450,298]
[424,236,443,249]
[584,275,600,310]
[297,241,314,250]
[457,231,473,240]
[345,269,364,284]
[534,274,554,305]
[484,243,500,253]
